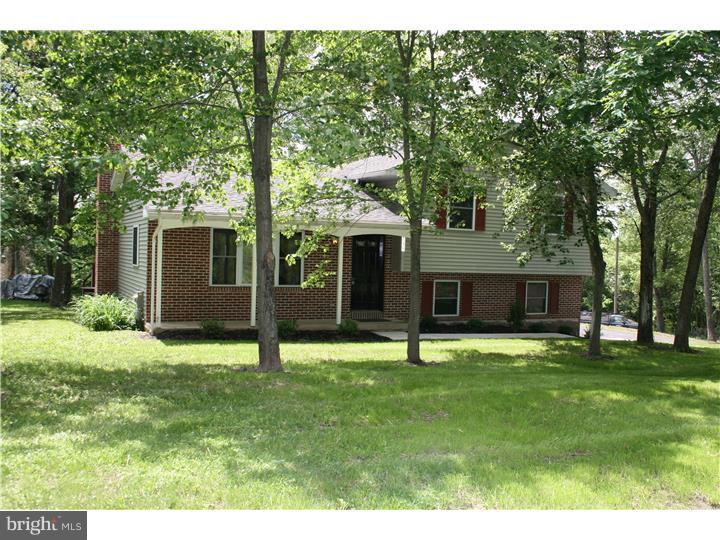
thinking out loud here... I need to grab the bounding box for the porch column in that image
[155,228,163,325]
[336,236,344,325]
[250,241,257,327]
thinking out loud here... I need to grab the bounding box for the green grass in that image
[1,299,719,509]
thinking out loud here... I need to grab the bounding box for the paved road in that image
[581,323,718,347]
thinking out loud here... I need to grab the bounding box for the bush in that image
[582,327,593,339]
[200,319,225,339]
[71,294,136,331]
[528,322,547,333]
[278,319,298,339]
[420,315,438,332]
[507,301,526,332]
[558,324,575,336]
[466,318,486,331]
[337,319,359,337]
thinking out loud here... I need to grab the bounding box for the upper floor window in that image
[526,281,548,314]
[277,232,303,286]
[545,195,565,235]
[448,196,475,230]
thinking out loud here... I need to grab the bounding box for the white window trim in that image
[131,225,139,267]
[275,231,305,287]
[209,227,252,287]
[432,279,460,317]
[525,280,549,315]
[447,195,476,231]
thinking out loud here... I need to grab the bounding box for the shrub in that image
[278,319,298,339]
[582,327,593,339]
[420,315,438,332]
[71,294,136,331]
[466,318,486,331]
[507,301,526,332]
[200,319,225,339]
[337,319,359,337]
[558,324,575,336]
[528,322,547,333]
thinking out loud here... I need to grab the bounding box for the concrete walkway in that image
[374,331,575,341]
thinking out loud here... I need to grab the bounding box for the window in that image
[131,226,139,266]
[277,232,303,286]
[543,194,565,235]
[210,229,253,286]
[448,196,475,230]
[526,281,548,314]
[433,280,460,316]
[212,229,237,285]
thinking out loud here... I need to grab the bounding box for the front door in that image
[351,235,384,311]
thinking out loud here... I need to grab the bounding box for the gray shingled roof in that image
[143,164,407,228]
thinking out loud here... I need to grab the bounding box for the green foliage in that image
[337,319,359,337]
[528,322,547,333]
[200,319,225,339]
[466,318,486,331]
[507,301,526,332]
[71,294,136,331]
[558,325,576,336]
[420,315,438,332]
[278,319,298,339]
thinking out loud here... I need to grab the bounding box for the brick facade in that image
[144,229,582,328]
[94,169,119,294]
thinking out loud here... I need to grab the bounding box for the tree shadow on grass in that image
[3,343,719,509]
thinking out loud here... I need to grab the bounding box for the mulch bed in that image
[154,329,392,342]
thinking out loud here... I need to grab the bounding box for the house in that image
[95,156,590,333]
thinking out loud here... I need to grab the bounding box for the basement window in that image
[433,280,460,316]
[526,281,548,314]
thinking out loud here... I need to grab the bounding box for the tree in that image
[600,32,719,345]
[84,31,357,370]
[313,31,481,364]
[1,32,109,305]
[469,31,619,358]
[675,129,720,351]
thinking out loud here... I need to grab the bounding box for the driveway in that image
[581,324,718,347]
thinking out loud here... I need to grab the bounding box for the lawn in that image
[1,300,718,509]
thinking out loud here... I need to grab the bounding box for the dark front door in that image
[351,235,384,310]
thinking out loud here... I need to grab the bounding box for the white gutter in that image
[336,236,344,325]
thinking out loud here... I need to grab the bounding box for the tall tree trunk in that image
[702,238,717,342]
[50,171,76,307]
[588,234,606,359]
[407,221,423,364]
[637,215,656,344]
[675,129,720,352]
[654,239,670,333]
[252,30,282,372]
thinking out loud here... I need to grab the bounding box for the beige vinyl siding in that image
[401,179,592,275]
[117,205,148,299]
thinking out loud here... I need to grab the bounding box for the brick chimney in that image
[94,145,121,294]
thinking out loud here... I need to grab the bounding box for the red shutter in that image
[460,281,473,316]
[436,208,447,229]
[549,281,560,314]
[421,281,434,316]
[515,281,526,306]
[474,195,486,232]
[436,187,448,229]
[564,193,574,235]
